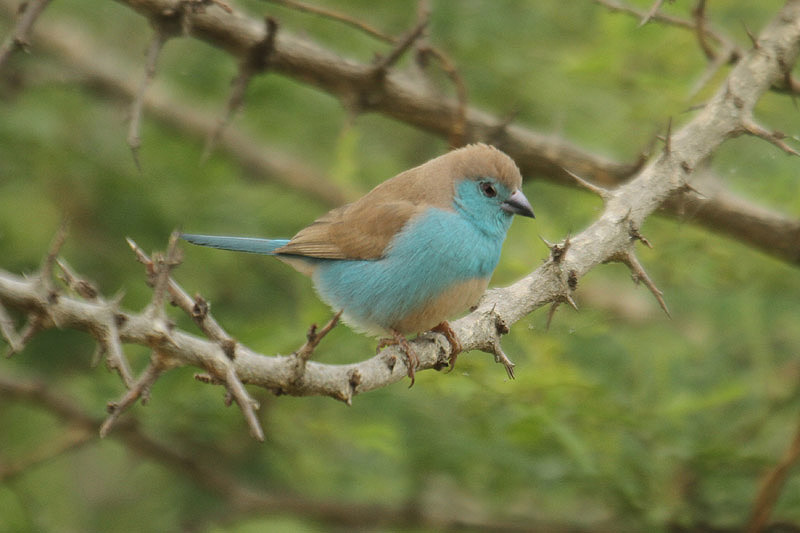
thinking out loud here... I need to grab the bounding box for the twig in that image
[639,0,668,27]
[128,233,265,438]
[418,45,468,148]
[146,231,183,316]
[56,258,134,387]
[295,310,343,363]
[742,120,800,157]
[218,365,263,441]
[128,29,169,171]
[263,0,393,43]
[594,0,729,51]
[562,167,611,199]
[203,17,278,160]
[614,251,670,318]
[747,416,800,533]
[0,0,53,71]
[372,17,428,74]
[126,236,234,344]
[100,357,167,437]
[265,0,466,147]
[692,0,715,60]
[56,258,99,299]
[40,219,68,290]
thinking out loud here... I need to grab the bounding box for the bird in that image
[182,143,534,384]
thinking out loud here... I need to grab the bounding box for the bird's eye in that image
[480,181,497,198]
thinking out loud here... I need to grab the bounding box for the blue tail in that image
[181,233,290,255]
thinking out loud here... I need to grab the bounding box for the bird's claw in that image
[431,321,462,372]
[377,330,418,387]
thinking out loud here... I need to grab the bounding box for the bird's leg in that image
[431,321,462,371]
[376,329,418,387]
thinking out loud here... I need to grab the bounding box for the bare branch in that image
[371,15,427,75]
[639,0,669,27]
[595,0,732,53]
[613,251,671,318]
[263,0,393,43]
[742,119,800,157]
[203,16,279,159]
[0,0,53,71]
[128,28,169,170]
[294,311,343,363]
[56,258,99,299]
[221,364,264,441]
[100,356,168,437]
[40,219,68,289]
[692,0,715,60]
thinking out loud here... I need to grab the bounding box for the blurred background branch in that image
[1,1,799,532]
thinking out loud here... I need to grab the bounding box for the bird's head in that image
[448,144,534,233]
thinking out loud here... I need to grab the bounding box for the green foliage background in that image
[1,1,799,531]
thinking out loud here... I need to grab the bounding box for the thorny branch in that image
[0,4,799,531]
[0,0,798,442]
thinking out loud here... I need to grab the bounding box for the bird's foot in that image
[376,330,418,387]
[431,321,462,372]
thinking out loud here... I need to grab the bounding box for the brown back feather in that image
[275,143,522,259]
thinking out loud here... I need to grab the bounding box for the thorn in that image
[638,0,667,27]
[539,235,556,250]
[542,235,571,264]
[223,366,264,442]
[629,222,653,248]
[743,22,759,49]
[561,167,610,199]
[126,237,150,265]
[100,359,165,437]
[41,219,69,282]
[681,180,707,200]
[294,310,342,363]
[545,301,559,331]
[565,293,580,312]
[743,120,800,157]
[617,252,671,318]
[56,258,99,299]
[663,117,672,155]
[490,336,515,379]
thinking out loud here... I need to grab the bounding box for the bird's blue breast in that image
[311,205,511,334]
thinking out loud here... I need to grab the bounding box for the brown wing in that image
[274,200,423,259]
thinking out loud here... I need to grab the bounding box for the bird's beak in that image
[501,189,535,218]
